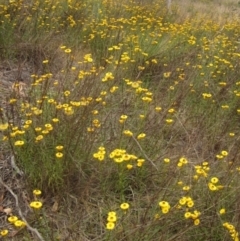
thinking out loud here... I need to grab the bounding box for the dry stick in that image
[0,178,45,241]
[131,136,158,170]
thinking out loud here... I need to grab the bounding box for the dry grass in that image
[175,0,240,23]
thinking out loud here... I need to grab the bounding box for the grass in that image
[1,0,240,240]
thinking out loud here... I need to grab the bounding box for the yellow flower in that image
[33,189,42,196]
[114,157,124,163]
[30,201,43,209]
[142,96,152,102]
[64,48,71,53]
[202,93,212,99]
[14,220,26,228]
[106,222,115,230]
[168,108,175,113]
[184,212,191,219]
[56,104,63,109]
[123,130,133,136]
[179,157,188,164]
[151,59,158,64]
[107,215,117,222]
[182,186,191,191]
[45,124,53,131]
[119,115,128,124]
[210,177,219,184]
[64,90,71,97]
[208,182,218,191]
[164,158,170,163]
[183,186,190,191]
[161,207,170,214]
[155,106,162,112]
[108,211,116,217]
[84,54,93,63]
[187,200,194,208]
[56,152,63,158]
[163,72,171,78]
[2,136,8,141]
[137,159,145,167]
[177,162,183,167]
[159,201,170,208]
[110,86,118,93]
[192,210,201,218]
[14,140,24,146]
[9,98,17,104]
[0,123,9,130]
[165,119,174,124]
[179,197,187,205]
[120,203,130,210]
[8,216,18,223]
[0,229,8,236]
[95,153,104,161]
[35,135,43,141]
[64,107,74,115]
[126,164,133,170]
[23,124,30,129]
[194,219,200,225]
[33,109,42,115]
[56,145,64,151]
[221,150,228,156]
[102,72,114,82]
[137,133,146,140]
[42,130,49,135]
[219,208,226,215]
[52,118,59,123]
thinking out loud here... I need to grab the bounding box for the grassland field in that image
[1,0,240,240]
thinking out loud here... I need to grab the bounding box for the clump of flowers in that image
[8,215,26,228]
[119,115,128,124]
[184,210,201,226]
[216,150,229,159]
[223,222,239,241]
[93,146,106,161]
[109,148,139,167]
[30,189,43,209]
[194,162,209,179]
[55,146,64,159]
[179,196,194,208]
[177,157,188,167]
[106,211,117,230]
[208,177,224,191]
[102,72,114,82]
[158,201,171,214]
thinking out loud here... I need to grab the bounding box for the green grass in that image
[1,0,240,240]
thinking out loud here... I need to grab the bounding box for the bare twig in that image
[132,136,158,170]
[10,155,24,176]
[0,177,45,241]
